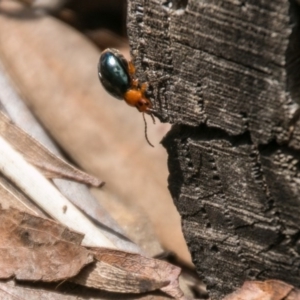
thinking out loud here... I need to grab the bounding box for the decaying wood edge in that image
[128,0,300,298]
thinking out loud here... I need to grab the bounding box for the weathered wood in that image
[128,0,300,298]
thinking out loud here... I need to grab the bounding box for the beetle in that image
[98,48,155,147]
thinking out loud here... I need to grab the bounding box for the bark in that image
[128,0,300,299]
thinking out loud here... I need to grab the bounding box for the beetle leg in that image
[131,78,139,88]
[128,61,136,76]
[140,82,148,94]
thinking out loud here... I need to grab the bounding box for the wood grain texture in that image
[163,126,300,297]
[128,0,300,298]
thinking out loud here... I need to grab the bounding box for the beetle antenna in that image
[150,112,156,124]
[143,112,154,147]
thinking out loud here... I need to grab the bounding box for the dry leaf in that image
[0,66,140,253]
[0,111,103,187]
[0,207,93,281]
[92,187,163,257]
[0,207,190,299]
[33,0,69,12]
[74,248,181,295]
[0,65,141,253]
[0,135,115,248]
[0,279,173,300]
[0,280,79,300]
[0,175,47,216]
[0,178,31,212]
[223,280,300,300]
